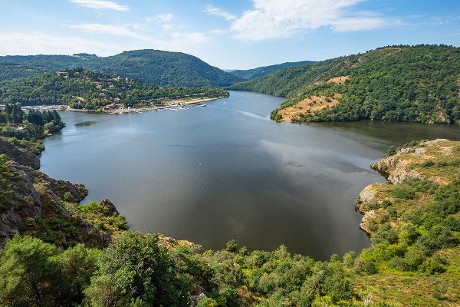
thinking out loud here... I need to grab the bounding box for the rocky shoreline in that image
[356,139,457,234]
[0,138,127,248]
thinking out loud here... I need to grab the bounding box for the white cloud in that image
[157,14,174,23]
[162,24,175,31]
[170,32,209,44]
[0,32,122,56]
[68,23,150,41]
[68,23,209,44]
[69,0,129,11]
[0,30,211,58]
[230,0,396,40]
[204,6,237,21]
[210,29,227,35]
[68,23,210,48]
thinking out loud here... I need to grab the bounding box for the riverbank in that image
[23,96,226,115]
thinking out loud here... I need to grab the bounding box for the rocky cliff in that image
[0,141,127,248]
[357,139,460,234]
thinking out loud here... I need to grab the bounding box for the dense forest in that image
[231,45,460,124]
[0,68,229,111]
[0,50,242,87]
[228,60,314,80]
[0,128,459,305]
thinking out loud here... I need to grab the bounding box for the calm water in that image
[41,91,460,259]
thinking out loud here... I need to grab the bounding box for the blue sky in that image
[0,0,459,69]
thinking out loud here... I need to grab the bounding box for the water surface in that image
[41,91,460,259]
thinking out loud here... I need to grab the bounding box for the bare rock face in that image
[357,184,380,212]
[359,210,376,234]
[371,159,422,184]
[0,138,40,169]
[99,199,119,216]
[0,141,124,248]
[370,139,453,184]
[357,139,457,235]
[0,160,92,248]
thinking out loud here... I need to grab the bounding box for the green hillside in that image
[0,68,228,111]
[231,45,460,124]
[229,60,314,80]
[0,50,242,87]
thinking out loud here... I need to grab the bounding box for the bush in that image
[85,232,191,306]
[354,258,377,275]
[421,254,447,274]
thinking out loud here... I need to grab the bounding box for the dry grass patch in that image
[327,75,350,85]
[278,93,342,122]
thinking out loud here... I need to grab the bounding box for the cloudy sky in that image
[1,0,459,69]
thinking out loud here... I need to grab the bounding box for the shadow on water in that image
[75,120,98,127]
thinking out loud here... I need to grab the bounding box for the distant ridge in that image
[229,61,314,80]
[0,49,242,87]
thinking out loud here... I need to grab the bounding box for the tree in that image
[55,244,100,303]
[0,236,62,306]
[85,232,190,306]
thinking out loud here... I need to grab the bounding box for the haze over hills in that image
[230,45,460,124]
[228,60,315,80]
[0,49,242,87]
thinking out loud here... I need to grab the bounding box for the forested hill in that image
[0,68,228,110]
[230,45,460,124]
[0,50,242,87]
[228,60,314,80]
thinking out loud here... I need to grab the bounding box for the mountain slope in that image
[90,50,241,87]
[0,50,242,87]
[229,60,314,80]
[231,45,460,124]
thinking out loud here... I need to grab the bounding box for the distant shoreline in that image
[19,96,227,115]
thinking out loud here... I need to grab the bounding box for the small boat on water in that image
[198,104,206,107]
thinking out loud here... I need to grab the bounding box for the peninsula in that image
[0,68,229,114]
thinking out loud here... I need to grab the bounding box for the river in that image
[40,91,460,259]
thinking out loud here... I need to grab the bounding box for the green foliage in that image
[233,45,460,124]
[229,60,314,80]
[85,232,190,307]
[225,239,238,253]
[0,236,98,306]
[74,200,129,234]
[0,236,61,306]
[0,68,229,110]
[0,103,65,142]
[421,254,447,274]
[0,50,241,87]
[354,257,378,275]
